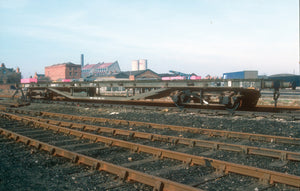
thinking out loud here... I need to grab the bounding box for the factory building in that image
[81,61,120,78]
[119,69,160,80]
[93,69,160,81]
[268,74,300,89]
[132,59,148,71]
[0,63,21,84]
[223,70,258,79]
[45,62,81,81]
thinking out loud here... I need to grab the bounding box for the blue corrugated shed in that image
[223,71,245,79]
[223,71,258,79]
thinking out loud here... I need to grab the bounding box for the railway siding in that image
[5,113,300,162]
[3,107,299,145]
[0,101,299,190]
[1,112,299,188]
[0,127,200,191]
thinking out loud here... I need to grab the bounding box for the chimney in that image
[81,54,84,67]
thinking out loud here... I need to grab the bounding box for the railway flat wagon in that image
[18,79,289,111]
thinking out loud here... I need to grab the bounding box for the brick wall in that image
[65,65,81,79]
[45,65,66,81]
[45,64,81,81]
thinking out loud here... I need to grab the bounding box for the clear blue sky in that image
[0,0,299,78]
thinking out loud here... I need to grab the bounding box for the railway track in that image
[3,111,300,160]
[2,107,300,143]
[28,99,300,122]
[0,108,299,190]
[0,98,30,108]
[1,93,299,120]
[45,99,300,112]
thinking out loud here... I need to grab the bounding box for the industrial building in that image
[0,63,21,84]
[268,74,300,89]
[45,62,81,81]
[223,71,258,79]
[132,59,148,71]
[118,69,160,80]
[81,61,121,78]
[92,69,160,81]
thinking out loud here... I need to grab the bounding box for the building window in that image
[69,72,72,76]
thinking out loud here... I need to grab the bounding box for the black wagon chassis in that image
[18,79,289,111]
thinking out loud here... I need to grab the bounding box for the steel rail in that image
[45,100,300,120]
[6,108,297,145]
[8,113,300,162]
[0,128,201,191]
[2,113,299,187]
[31,99,300,113]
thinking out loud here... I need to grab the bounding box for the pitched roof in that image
[95,63,113,69]
[117,69,159,78]
[82,62,116,70]
[82,64,95,70]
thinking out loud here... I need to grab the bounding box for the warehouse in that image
[268,74,300,89]
[81,61,121,78]
[45,62,81,81]
[223,70,258,79]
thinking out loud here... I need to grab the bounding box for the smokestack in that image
[81,54,84,67]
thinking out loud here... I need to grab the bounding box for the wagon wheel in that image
[225,94,242,112]
[171,91,191,108]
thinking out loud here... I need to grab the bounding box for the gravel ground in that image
[1,103,299,190]
[23,103,300,138]
[0,136,152,191]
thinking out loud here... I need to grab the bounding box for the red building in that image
[45,62,81,81]
[0,63,21,84]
